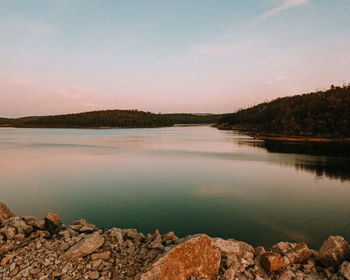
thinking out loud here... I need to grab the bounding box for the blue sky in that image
[1,0,350,117]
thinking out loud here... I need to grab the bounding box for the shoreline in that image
[1,202,350,279]
[215,123,350,143]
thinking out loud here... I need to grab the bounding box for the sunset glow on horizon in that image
[1,0,349,117]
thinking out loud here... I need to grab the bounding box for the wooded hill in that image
[218,85,350,138]
[0,110,221,128]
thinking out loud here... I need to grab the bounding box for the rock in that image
[0,202,15,224]
[22,216,46,230]
[61,232,105,259]
[140,234,221,280]
[260,252,286,273]
[79,224,98,233]
[2,216,33,234]
[255,246,266,256]
[162,231,177,243]
[214,238,255,258]
[148,229,164,249]
[279,270,295,280]
[286,243,311,263]
[89,271,100,279]
[0,226,16,240]
[317,236,350,267]
[340,261,350,280]
[214,238,240,255]
[223,268,236,280]
[0,244,14,254]
[1,255,13,266]
[272,241,296,255]
[91,250,111,260]
[44,213,61,227]
[109,228,124,245]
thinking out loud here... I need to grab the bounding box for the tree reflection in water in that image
[238,139,350,182]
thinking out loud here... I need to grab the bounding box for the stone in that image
[44,213,61,227]
[140,234,221,280]
[2,217,33,234]
[89,271,100,279]
[255,246,266,256]
[91,250,111,260]
[214,238,240,255]
[285,243,311,264]
[22,216,46,230]
[61,232,105,259]
[0,226,16,240]
[1,255,13,266]
[260,252,286,273]
[272,242,296,255]
[148,229,164,249]
[79,224,98,232]
[109,228,124,245]
[279,270,295,280]
[162,231,177,243]
[340,261,350,280]
[317,236,350,267]
[0,202,15,224]
[223,268,236,280]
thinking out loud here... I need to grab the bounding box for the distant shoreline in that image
[215,123,350,143]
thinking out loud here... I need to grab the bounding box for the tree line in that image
[218,84,350,138]
[0,110,221,128]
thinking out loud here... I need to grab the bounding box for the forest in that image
[217,85,350,138]
[0,110,221,128]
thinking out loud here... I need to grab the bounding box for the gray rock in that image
[317,236,350,267]
[61,232,105,259]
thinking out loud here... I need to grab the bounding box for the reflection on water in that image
[0,126,349,249]
[240,139,350,182]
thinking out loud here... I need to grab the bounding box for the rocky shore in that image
[1,202,350,280]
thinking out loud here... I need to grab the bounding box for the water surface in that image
[1,126,349,248]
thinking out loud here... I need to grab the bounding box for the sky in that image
[1,0,350,117]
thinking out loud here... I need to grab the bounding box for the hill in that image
[217,85,350,139]
[0,110,221,128]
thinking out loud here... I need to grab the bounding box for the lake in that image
[1,126,349,249]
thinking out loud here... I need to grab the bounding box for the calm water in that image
[1,126,350,249]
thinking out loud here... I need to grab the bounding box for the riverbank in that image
[1,202,350,279]
[216,123,350,143]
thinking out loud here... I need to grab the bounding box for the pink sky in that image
[1,0,350,117]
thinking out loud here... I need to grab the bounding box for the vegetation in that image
[0,110,221,128]
[164,113,220,124]
[218,84,350,138]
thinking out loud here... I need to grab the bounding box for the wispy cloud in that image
[192,44,241,56]
[259,0,309,20]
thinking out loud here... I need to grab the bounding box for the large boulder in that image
[317,236,350,267]
[61,232,105,259]
[140,234,221,280]
[0,202,15,224]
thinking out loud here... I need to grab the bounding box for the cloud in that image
[192,44,241,56]
[259,0,309,20]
